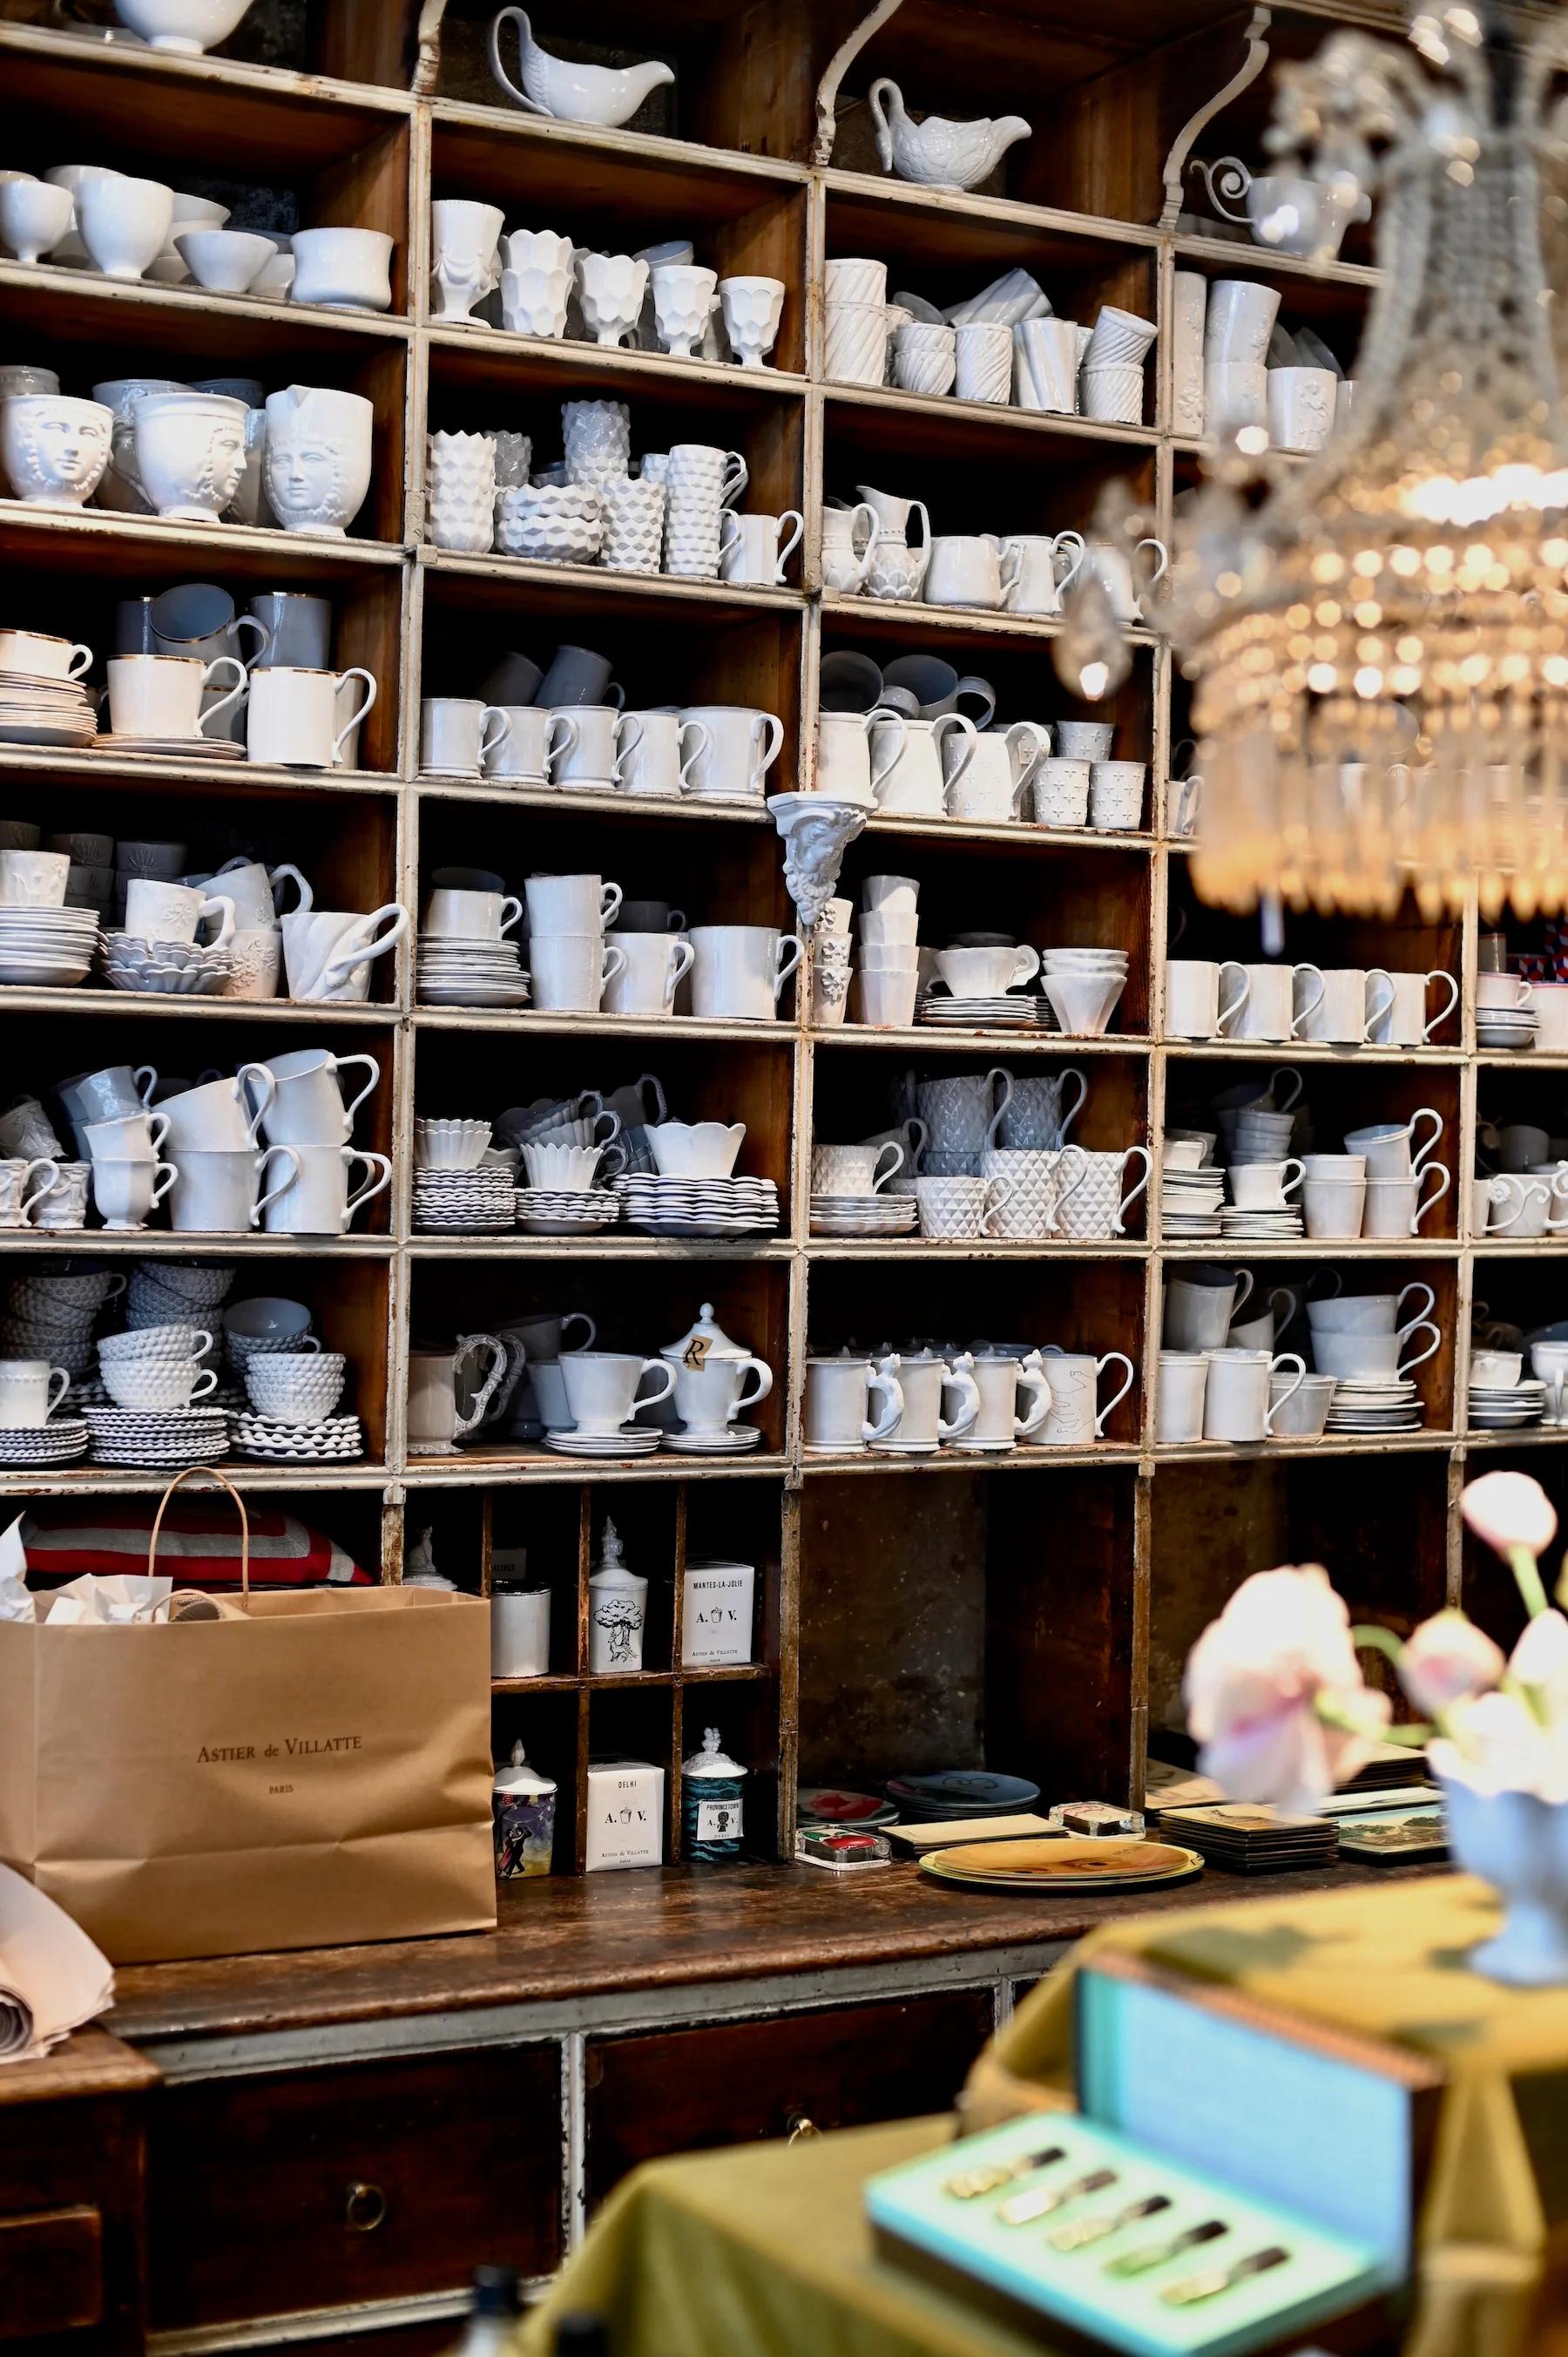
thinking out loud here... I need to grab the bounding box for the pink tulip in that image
[1184,1565,1391,1815]
[1460,1471,1558,1561]
[1510,1608,1568,1719]
[1399,1609,1504,1718]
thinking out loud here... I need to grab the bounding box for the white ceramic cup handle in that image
[1484,1178,1524,1232]
[19,1157,59,1223]
[774,934,804,998]
[632,1359,678,1419]
[235,1060,277,1144]
[1055,1068,1087,1144]
[867,707,907,795]
[487,7,549,112]
[864,1369,903,1443]
[233,613,271,667]
[1093,1351,1137,1433]
[718,508,742,564]
[872,1140,904,1190]
[731,1356,774,1419]
[332,669,377,762]
[612,713,645,781]
[1135,536,1169,590]
[1263,1352,1307,1432]
[1424,969,1460,1036]
[199,893,237,951]
[749,712,785,789]
[1397,1320,1442,1376]
[66,643,92,680]
[599,943,628,988]
[320,903,409,986]
[933,711,977,786]
[1363,968,1396,1040]
[1394,1282,1436,1332]
[454,1337,508,1435]
[1408,1106,1443,1174]
[1291,963,1326,1031]
[1217,960,1250,1030]
[850,501,879,583]
[497,895,524,938]
[774,510,804,577]
[252,1143,301,1223]
[984,1066,1014,1148]
[147,1110,172,1157]
[1231,1268,1255,1317]
[149,1159,179,1208]
[1548,1175,1568,1233]
[45,1365,71,1416]
[1052,1145,1090,1212]
[1118,1145,1152,1221]
[189,1365,220,1404]
[979,1176,1016,1235]
[997,542,1024,599]
[1414,1162,1450,1227]
[337,1053,380,1124]
[600,882,624,926]
[1270,1066,1304,1114]
[937,1365,981,1440]
[344,1149,393,1222]
[547,714,579,774]
[1015,1364,1052,1438]
[198,654,247,733]
[267,863,310,915]
[1278,1157,1307,1199]
[677,719,710,788]
[666,938,696,992]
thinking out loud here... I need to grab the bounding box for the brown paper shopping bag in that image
[0,1472,496,1962]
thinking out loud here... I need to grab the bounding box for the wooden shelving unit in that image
[0,0,1544,1874]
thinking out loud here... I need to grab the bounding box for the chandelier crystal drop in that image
[1175,3,1568,923]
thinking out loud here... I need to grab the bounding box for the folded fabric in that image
[0,1862,113,2062]
[20,1499,369,1586]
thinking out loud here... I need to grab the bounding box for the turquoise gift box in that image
[866,1947,1438,2355]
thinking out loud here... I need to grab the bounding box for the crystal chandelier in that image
[1175,3,1568,923]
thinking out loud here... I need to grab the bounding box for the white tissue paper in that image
[0,1864,113,2062]
[42,1571,174,1626]
[0,1515,33,1622]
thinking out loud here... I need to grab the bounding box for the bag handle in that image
[147,1465,251,1595]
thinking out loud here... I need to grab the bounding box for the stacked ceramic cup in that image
[664,443,748,578]
[237,1343,360,1465]
[413,1116,512,1233]
[1079,304,1157,424]
[524,871,625,1014]
[426,430,496,552]
[809,897,852,1029]
[247,1047,390,1242]
[823,256,889,387]
[416,877,530,1008]
[81,1093,176,1233]
[0,1263,122,1386]
[86,1317,228,1469]
[851,875,920,1029]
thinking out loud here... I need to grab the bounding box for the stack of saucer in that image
[920,988,1045,1032]
[1159,1166,1224,1237]
[1468,1377,1547,1430]
[98,931,231,995]
[0,903,98,986]
[416,930,529,1008]
[1477,999,1538,1052]
[0,664,98,749]
[662,1419,762,1455]
[613,1172,780,1236]
[809,1191,918,1236]
[515,1187,619,1236]
[413,1165,516,1230]
[231,1410,365,1461]
[0,1415,89,1466]
[83,1402,230,1466]
[544,1421,662,1458]
[1219,1197,1304,1241]
[100,729,244,764]
[1324,1378,1424,1434]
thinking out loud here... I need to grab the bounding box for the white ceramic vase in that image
[1439,1768,1568,1985]
[132,389,249,523]
[0,394,113,510]
[426,430,497,553]
[262,385,375,538]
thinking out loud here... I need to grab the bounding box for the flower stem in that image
[1351,1623,1404,1665]
[1510,1543,1551,1622]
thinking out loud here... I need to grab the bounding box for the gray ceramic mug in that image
[248,592,332,671]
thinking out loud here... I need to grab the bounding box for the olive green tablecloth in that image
[521,1875,1568,2357]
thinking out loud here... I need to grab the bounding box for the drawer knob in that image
[786,2115,820,2144]
[344,2181,388,2232]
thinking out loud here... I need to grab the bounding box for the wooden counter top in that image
[104,1857,1436,2046]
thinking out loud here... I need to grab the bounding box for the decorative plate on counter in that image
[919,1836,1204,1895]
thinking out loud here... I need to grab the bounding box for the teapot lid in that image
[588,1517,645,1591]
[661,1301,747,1365]
[494,1740,556,1797]
[683,1726,746,1779]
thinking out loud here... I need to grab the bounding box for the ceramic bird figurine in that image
[868,78,1031,194]
[488,7,674,129]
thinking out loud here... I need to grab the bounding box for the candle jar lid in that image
[683,1726,746,1779]
[588,1517,645,1593]
[493,1740,556,1797]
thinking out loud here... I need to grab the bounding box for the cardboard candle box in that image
[680,1556,755,1667]
[585,1758,666,1872]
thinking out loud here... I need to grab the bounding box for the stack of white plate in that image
[98,728,244,762]
[1324,1378,1424,1433]
[544,1423,662,1458]
[231,1411,365,1461]
[1159,1168,1224,1237]
[1477,1004,1538,1051]
[0,904,98,986]
[1219,1201,1305,1240]
[809,1192,918,1236]
[920,990,1045,1031]
[1469,1378,1547,1429]
[416,931,529,1008]
[0,666,98,749]
[0,1417,89,1466]
[613,1173,780,1236]
[84,1403,230,1466]
[515,1187,619,1236]
[662,1422,763,1455]
[412,1167,516,1230]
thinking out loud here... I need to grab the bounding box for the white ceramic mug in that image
[802,1357,902,1452]
[618,711,707,798]
[1369,968,1459,1046]
[1295,966,1395,1045]
[688,925,801,1020]
[530,933,627,1014]
[422,697,508,778]
[1203,1349,1306,1442]
[601,931,695,1016]
[874,1351,981,1450]
[280,904,408,1002]
[251,667,375,769]
[0,1359,71,1427]
[719,508,803,586]
[105,652,246,742]
[957,1352,1053,1449]
[159,1068,274,1153]
[679,706,784,802]
[251,1047,379,1146]
[168,1143,299,1232]
[423,887,524,941]
[261,1143,392,1235]
[1164,1265,1254,1351]
[1156,1351,1210,1444]
[673,1353,773,1436]
[125,878,236,949]
[1165,958,1248,1039]
[1221,962,1325,1043]
[559,1351,676,1435]
[1031,1349,1136,1446]
[924,535,1019,611]
[488,706,573,784]
[524,873,622,932]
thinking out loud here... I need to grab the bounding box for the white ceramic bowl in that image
[175,228,273,294]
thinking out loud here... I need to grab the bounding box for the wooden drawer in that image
[148,2044,562,2329]
[0,2063,148,2357]
[585,1988,994,2205]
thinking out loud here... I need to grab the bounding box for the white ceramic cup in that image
[261,1142,392,1235]
[524,873,622,933]
[422,886,524,941]
[249,666,375,769]
[559,1351,676,1435]
[1156,1351,1210,1444]
[689,925,801,1020]
[601,931,695,1016]
[0,1358,71,1427]
[814,1141,904,1195]
[422,697,508,778]
[168,1143,299,1232]
[1344,1109,1443,1181]
[719,509,804,586]
[673,1353,773,1436]
[802,1357,903,1452]
[679,706,785,802]
[1203,1348,1306,1442]
[487,706,573,783]
[1165,958,1248,1040]
[106,652,246,741]
[1221,962,1325,1043]
[1031,1349,1136,1446]
[124,878,236,948]
[1369,968,1459,1046]
[1295,966,1395,1044]
[617,711,707,798]
[1164,1266,1253,1351]
[530,932,627,1014]
[0,850,69,908]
